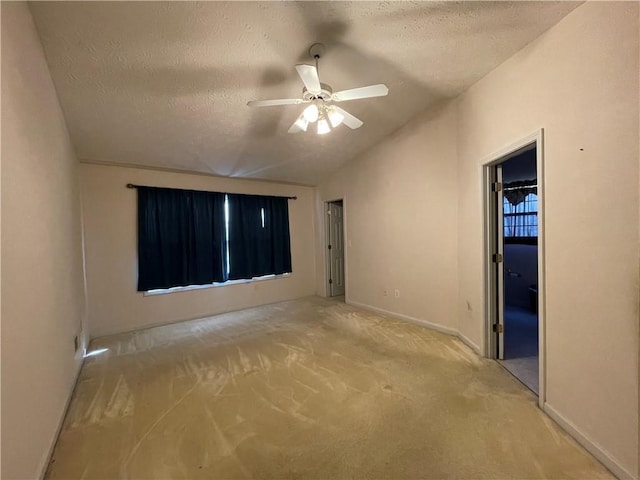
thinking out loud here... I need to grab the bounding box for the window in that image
[136,187,292,292]
[503,192,538,243]
[226,193,292,281]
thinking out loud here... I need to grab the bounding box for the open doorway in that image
[325,200,345,299]
[484,131,545,402]
[500,149,539,393]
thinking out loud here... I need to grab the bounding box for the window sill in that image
[143,273,292,296]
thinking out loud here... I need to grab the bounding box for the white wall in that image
[315,101,460,336]
[1,3,87,478]
[456,3,638,477]
[80,163,316,337]
[316,3,639,477]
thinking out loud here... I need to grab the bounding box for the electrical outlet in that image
[383,289,388,296]
[394,289,400,298]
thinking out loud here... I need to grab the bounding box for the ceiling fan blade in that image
[332,106,363,129]
[332,84,389,102]
[295,64,321,93]
[288,113,308,134]
[247,98,304,107]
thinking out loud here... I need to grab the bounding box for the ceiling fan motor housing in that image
[302,83,333,102]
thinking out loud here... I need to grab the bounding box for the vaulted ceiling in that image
[30,1,579,186]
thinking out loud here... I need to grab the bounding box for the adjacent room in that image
[2,2,638,479]
[496,147,540,394]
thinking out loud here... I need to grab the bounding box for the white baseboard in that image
[543,403,635,480]
[39,355,85,480]
[346,300,484,356]
[346,300,458,337]
[456,331,481,355]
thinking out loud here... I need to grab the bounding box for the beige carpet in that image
[46,296,611,479]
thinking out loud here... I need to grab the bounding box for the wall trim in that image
[348,300,481,355]
[456,331,481,355]
[347,300,458,337]
[39,356,85,480]
[543,403,634,480]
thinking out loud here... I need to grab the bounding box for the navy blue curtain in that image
[227,194,292,280]
[137,186,226,291]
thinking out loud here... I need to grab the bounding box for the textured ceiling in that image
[29,1,579,186]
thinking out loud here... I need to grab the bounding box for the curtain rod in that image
[126,183,297,200]
[504,184,537,191]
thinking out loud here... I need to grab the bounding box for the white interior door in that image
[497,165,506,360]
[328,202,345,296]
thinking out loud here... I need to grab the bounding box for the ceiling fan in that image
[247,44,389,135]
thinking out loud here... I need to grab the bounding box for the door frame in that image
[481,128,546,407]
[324,197,347,299]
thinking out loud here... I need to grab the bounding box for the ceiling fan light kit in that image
[317,117,331,135]
[247,43,389,135]
[293,114,309,133]
[328,107,344,128]
[303,102,319,122]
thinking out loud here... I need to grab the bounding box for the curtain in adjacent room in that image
[227,193,292,280]
[137,186,226,291]
[503,179,537,206]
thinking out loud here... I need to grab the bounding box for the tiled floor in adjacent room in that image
[46,297,610,479]
[501,305,539,394]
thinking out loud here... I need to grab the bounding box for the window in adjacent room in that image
[503,191,538,241]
